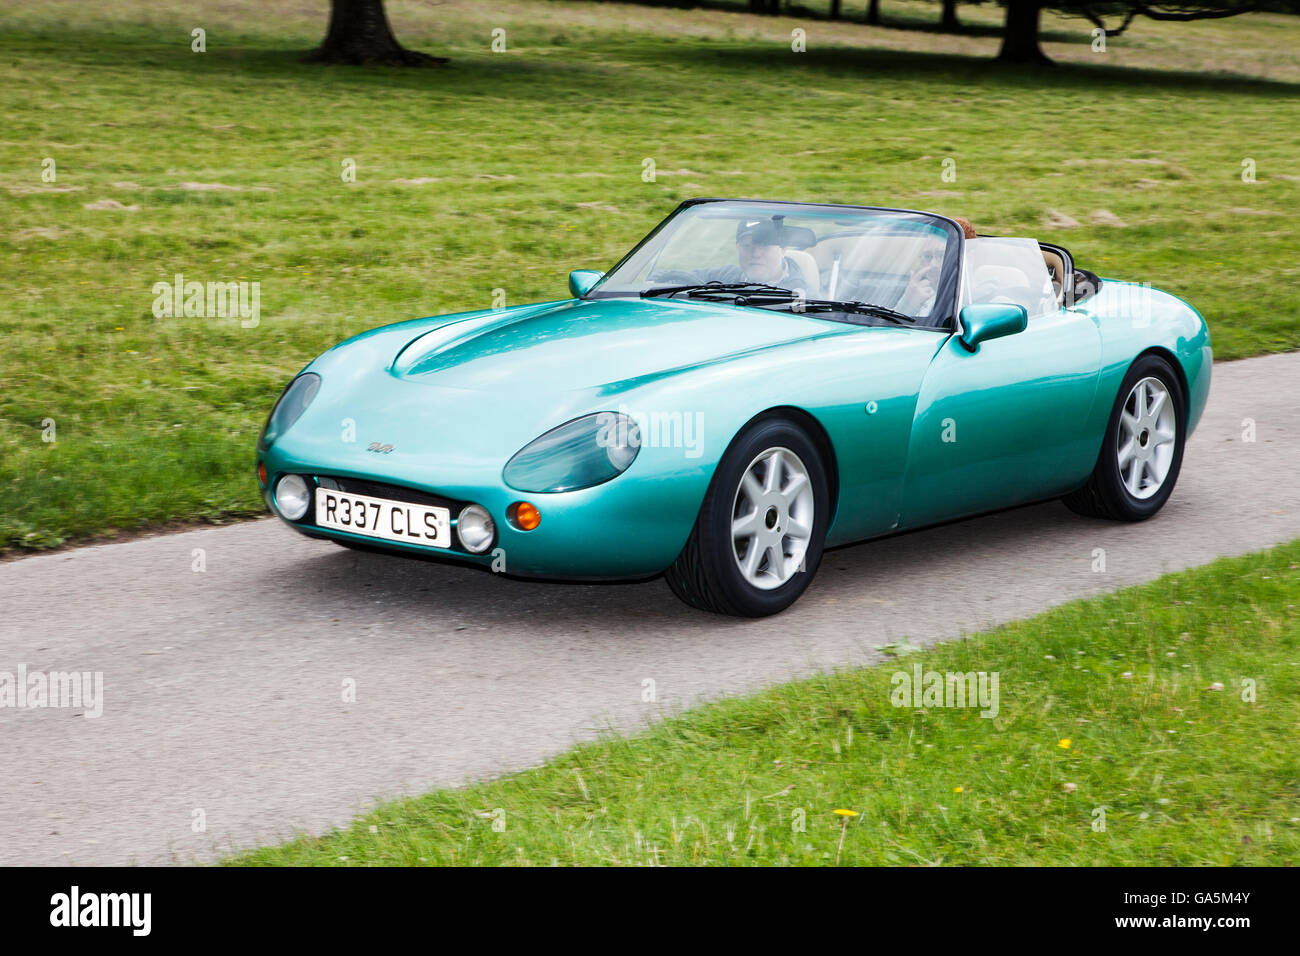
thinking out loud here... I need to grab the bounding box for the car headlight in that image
[503,412,642,493]
[258,372,321,452]
[457,504,496,554]
[274,474,311,521]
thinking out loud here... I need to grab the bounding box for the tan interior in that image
[1041,248,1065,304]
[784,248,822,297]
[810,235,915,274]
[794,235,1070,309]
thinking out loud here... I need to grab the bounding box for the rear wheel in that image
[1063,354,1186,521]
[665,418,829,616]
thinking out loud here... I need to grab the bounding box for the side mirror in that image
[958,303,1028,352]
[568,270,605,298]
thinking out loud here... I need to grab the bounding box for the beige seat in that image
[1041,248,1065,305]
[784,248,821,297]
[812,235,912,275]
[810,234,936,296]
[970,264,1032,306]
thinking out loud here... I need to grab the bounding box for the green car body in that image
[257,200,1210,589]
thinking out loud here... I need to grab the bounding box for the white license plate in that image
[315,487,451,549]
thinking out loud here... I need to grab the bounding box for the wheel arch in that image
[735,405,841,530]
[1133,346,1191,419]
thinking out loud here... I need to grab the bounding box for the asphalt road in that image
[1,352,1296,866]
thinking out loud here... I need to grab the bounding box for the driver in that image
[734,220,803,288]
[688,219,812,294]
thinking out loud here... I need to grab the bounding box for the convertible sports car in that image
[258,199,1211,616]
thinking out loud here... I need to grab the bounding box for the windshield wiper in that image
[639,283,918,325]
[794,299,917,324]
[731,291,917,325]
[640,281,797,299]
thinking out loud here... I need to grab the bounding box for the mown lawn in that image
[231,539,1300,866]
[2,0,1299,551]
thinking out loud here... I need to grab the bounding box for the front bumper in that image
[257,453,710,580]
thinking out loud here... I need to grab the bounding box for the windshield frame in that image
[584,198,966,331]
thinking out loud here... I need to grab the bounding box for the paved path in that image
[1,352,1296,865]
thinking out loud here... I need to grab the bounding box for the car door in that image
[898,237,1103,530]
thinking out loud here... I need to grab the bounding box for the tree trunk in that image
[305,0,446,66]
[940,0,959,30]
[866,0,881,26]
[997,0,1050,64]
[830,0,842,19]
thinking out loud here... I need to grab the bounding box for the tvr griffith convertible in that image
[258,198,1211,616]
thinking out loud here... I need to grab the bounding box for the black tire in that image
[664,417,830,616]
[1063,353,1186,521]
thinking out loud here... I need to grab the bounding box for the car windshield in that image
[588,200,962,326]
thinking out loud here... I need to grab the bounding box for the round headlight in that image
[274,474,311,521]
[457,504,496,554]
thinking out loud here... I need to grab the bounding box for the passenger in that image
[894,238,945,315]
[892,217,975,315]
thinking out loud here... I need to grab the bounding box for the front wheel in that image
[665,418,829,616]
[1063,354,1186,521]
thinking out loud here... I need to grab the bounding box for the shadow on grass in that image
[872,12,1089,45]
[565,0,1084,41]
[7,24,1299,100]
[547,0,1124,45]
[652,41,1300,95]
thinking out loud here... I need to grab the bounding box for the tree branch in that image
[1132,3,1257,20]
[1076,7,1140,35]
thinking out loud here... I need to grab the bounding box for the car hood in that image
[386,296,854,393]
[280,296,871,485]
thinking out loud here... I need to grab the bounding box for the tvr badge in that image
[366,441,395,454]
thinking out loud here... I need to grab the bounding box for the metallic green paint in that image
[258,277,1210,580]
[957,303,1029,352]
[568,269,605,298]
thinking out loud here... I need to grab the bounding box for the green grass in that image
[232,539,1300,866]
[3,0,1300,552]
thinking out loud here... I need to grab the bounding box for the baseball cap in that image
[735,219,784,245]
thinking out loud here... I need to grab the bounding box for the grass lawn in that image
[2,0,1299,551]
[231,539,1300,866]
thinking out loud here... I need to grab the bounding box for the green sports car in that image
[257,199,1211,616]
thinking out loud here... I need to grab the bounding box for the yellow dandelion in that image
[833,809,858,864]
[1058,738,1071,749]
[954,786,964,793]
